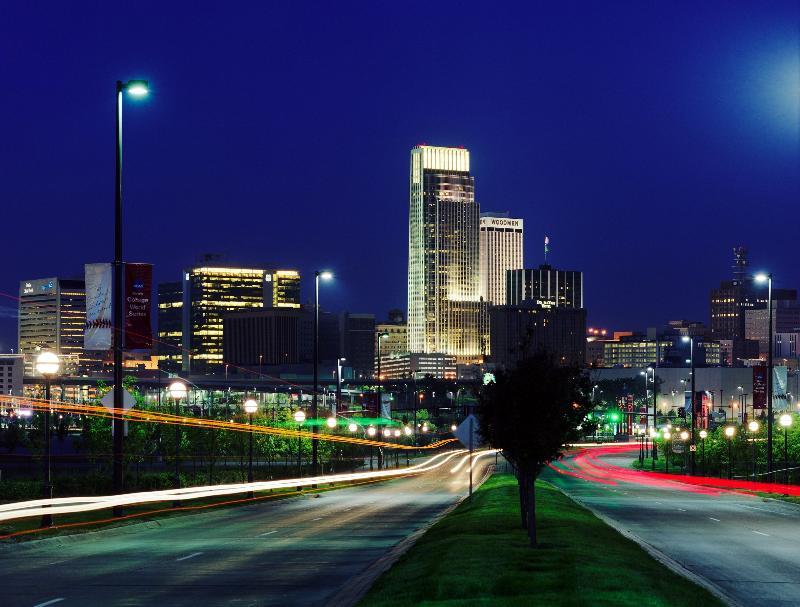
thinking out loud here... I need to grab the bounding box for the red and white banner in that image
[124,263,152,350]
[84,263,112,351]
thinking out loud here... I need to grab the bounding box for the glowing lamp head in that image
[168,381,187,400]
[725,426,736,438]
[404,426,412,436]
[422,424,428,433]
[125,79,149,96]
[754,273,769,283]
[780,413,792,428]
[326,416,337,429]
[663,431,671,440]
[699,430,708,439]
[35,351,60,376]
[394,429,401,437]
[680,431,689,440]
[682,335,691,343]
[450,424,457,432]
[293,410,306,424]
[748,421,759,432]
[367,426,376,437]
[243,399,258,414]
[319,270,333,281]
[383,428,391,437]
[347,422,358,433]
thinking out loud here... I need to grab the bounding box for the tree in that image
[478,352,591,547]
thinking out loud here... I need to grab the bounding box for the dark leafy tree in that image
[478,351,591,546]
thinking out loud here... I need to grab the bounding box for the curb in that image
[548,482,744,607]
[326,463,497,607]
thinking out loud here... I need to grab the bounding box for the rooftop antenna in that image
[544,235,550,264]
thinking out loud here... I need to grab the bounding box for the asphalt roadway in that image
[0,452,492,607]
[544,446,800,607]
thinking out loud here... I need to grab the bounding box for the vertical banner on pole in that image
[753,366,767,410]
[124,263,153,350]
[85,263,113,350]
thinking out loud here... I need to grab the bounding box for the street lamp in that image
[312,270,333,476]
[35,351,60,528]
[681,335,697,474]
[168,381,187,504]
[347,422,358,433]
[326,416,337,429]
[367,425,376,470]
[780,413,792,484]
[244,398,258,496]
[663,430,672,474]
[294,409,306,478]
[748,420,760,481]
[376,331,389,419]
[113,79,150,516]
[336,357,346,418]
[649,426,658,471]
[725,426,736,479]
[754,272,774,480]
[699,429,708,476]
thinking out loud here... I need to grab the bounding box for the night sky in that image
[1,2,798,351]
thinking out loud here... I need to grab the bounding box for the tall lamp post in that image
[294,409,306,478]
[336,357,346,418]
[35,351,60,528]
[244,398,258,497]
[113,79,149,516]
[312,270,333,476]
[725,426,736,479]
[376,331,389,418]
[748,420,759,481]
[779,413,792,484]
[754,272,774,480]
[699,429,707,476]
[168,381,187,506]
[682,336,697,474]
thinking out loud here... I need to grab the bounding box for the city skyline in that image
[2,3,799,350]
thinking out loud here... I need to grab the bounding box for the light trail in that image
[0,450,480,523]
[0,395,457,451]
[449,449,498,474]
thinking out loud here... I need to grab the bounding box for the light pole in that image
[244,398,258,497]
[367,425,376,470]
[336,357,346,418]
[35,351,60,528]
[699,429,707,477]
[294,409,306,478]
[376,332,389,418]
[663,430,672,474]
[682,336,697,474]
[312,270,333,476]
[748,420,759,481]
[113,79,149,516]
[725,426,736,479]
[680,430,689,473]
[754,272,774,481]
[168,381,187,506]
[649,427,658,471]
[780,413,792,484]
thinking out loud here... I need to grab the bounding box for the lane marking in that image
[47,560,66,566]
[176,552,203,561]
[33,599,64,607]
[676,508,687,512]
[258,530,277,537]
[311,517,323,521]
[752,530,770,537]
[708,517,721,522]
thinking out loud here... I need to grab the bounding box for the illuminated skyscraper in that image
[407,145,486,361]
[479,212,524,305]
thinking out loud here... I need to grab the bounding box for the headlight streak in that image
[0,449,492,523]
[0,395,456,451]
[449,449,498,474]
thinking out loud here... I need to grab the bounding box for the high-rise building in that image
[407,144,486,361]
[18,277,100,375]
[181,266,269,373]
[745,301,800,357]
[375,310,408,375]
[157,281,183,372]
[340,313,376,379]
[0,354,24,396]
[224,308,305,367]
[266,270,301,308]
[506,265,583,308]
[479,212,523,305]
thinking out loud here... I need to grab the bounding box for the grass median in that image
[359,473,723,607]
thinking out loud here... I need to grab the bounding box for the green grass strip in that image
[359,473,724,607]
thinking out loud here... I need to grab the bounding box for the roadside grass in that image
[0,475,396,543]
[359,473,724,607]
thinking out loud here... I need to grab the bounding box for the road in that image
[545,445,800,607]
[0,452,492,607]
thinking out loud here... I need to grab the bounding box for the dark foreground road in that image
[545,446,800,607]
[1,452,491,607]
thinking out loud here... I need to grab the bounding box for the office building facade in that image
[18,277,98,376]
[379,352,457,380]
[0,354,24,396]
[340,313,376,379]
[506,265,583,308]
[266,270,301,308]
[407,145,486,361]
[479,212,523,305]
[157,281,183,371]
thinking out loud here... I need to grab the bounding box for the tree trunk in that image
[526,475,537,547]
[517,471,528,530]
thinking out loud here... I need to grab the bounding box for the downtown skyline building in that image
[479,212,524,306]
[407,145,487,362]
[506,265,584,308]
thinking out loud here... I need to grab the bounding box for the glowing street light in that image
[293,410,306,424]
[699,429,708,475]
[168,381,188,504]
[293,410,306,478]
[326,416,337,429]
[754,271,775,479]
[35,351,60,528]
[748,420,760,481]
[780,413,792,483]
[348,422,358,433]
[367,426,376,437]
[312,270,334,476]
[243,398,258,495]
[404,426,412,436]
[724,426,736,479]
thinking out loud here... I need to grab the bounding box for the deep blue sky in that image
[1,2,798,350]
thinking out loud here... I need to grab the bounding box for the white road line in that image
[258,530,277,537]
[312,517,323,521]
[752,530,770,536]
[47,560,66,566]
[677,508,687,512]
[708,517,721,522]
[176,552,203,561]
[33,599,64,607]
